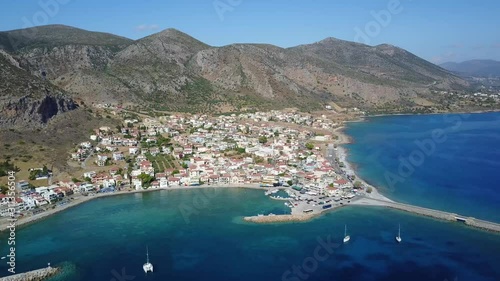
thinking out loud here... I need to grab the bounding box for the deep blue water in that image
[1,112,500,281]
[0,188,499,281]
[345,112,500,222]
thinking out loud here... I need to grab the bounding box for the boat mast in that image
[344,225,347,236]
[398,224,401,238]
[146,246,149,263]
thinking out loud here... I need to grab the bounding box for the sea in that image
[0,112,499,281]
[344,112,500,222]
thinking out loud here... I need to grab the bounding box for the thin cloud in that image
[446,43,464,49]
[471,44,488,50]
[135,24,160,32]
[431,52,457,64]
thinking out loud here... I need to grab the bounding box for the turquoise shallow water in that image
[0,188,499,281]
[345,112,500,222]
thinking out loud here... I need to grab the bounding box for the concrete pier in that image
[0,266,59,281]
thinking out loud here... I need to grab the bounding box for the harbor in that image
[247,190,500,233]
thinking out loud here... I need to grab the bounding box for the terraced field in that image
[145,153,178,172]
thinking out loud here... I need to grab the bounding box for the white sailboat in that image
[143,246,153,273]
[396,224,402,243]
[343,224,350,243]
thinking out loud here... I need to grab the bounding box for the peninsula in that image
[1,109,499,234]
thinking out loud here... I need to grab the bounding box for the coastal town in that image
[0,107,372,229]
[2,106,500,234]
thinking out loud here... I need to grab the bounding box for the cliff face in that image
[1,93,78,126]
[0,48,78,128]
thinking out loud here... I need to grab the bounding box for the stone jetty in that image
[244,213,317,223]
[0,266,59,281]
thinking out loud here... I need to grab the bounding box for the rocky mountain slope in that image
[0,25,470,116]
[0,50,78,127]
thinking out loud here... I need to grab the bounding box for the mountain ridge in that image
[440,59,500,78]
[0,24,476,118]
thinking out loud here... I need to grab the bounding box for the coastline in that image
[332,126,392,202]
[366,108,500,118]
[4,113,500,233]
[0,184,262,232]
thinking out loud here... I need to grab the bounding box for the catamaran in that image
[143,246,153,273]
[396,224,402,243]
[343,224,350,243]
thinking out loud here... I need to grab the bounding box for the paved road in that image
[325,144,342,174]
[81,150,94,169]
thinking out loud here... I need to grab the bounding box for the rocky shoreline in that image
[243,213,318,223]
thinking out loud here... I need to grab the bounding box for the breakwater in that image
[352,197,500,233]
[244,213,317,223]
[0,266,59,281]
[245,196,500,233]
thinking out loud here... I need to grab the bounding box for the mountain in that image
[0,25,470,116]
[0,24,132,52]
[440,60,500,78]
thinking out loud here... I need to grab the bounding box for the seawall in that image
[0,266,59,281]
[244,214,317,223]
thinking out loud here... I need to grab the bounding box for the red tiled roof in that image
[335,179,349,185]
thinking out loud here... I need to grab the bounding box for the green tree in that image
[353,181,362,189]
[305,143,314,150]
[28,170,38,180]
[138,173,154,186]
[0,160,20,177]
[258,136,268,144]
[366,186,373,193]
[0,185,8,194]
[286,180,293,186]
[254,156,265,164]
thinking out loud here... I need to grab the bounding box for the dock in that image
[0,266,58,281]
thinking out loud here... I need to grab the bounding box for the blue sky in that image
[1,0,499,63]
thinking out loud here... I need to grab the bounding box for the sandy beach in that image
[0,184,262,232]
[332,126,393,202]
